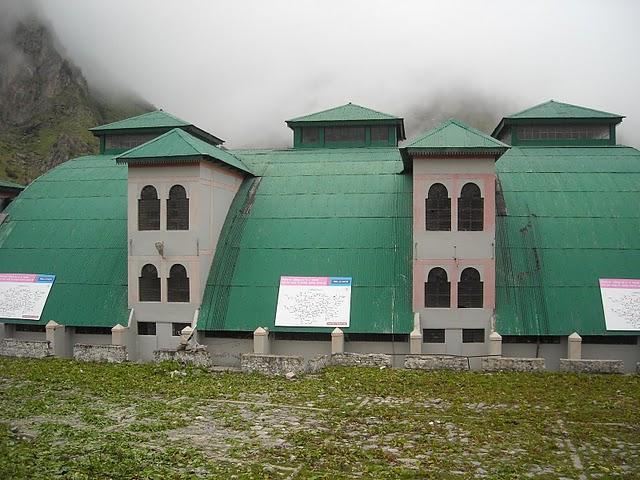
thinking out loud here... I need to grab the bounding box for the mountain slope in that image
[0,17,153,184]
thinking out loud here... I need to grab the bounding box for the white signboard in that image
[0,274,56,321]
[275,276,352,328]
[599,278,640,331]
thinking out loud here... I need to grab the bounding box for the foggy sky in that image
[5,0,640,148]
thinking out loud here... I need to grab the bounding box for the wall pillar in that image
[0,323,6,340]
[3,323,15,339]
[111,324,128,346]
[410,313,422,354]
[568,332,582,360]
[489,331,502,356]
[46,320,70,358]
[331,328,344,354]
[179,326,193,348]
[253,327,270,354]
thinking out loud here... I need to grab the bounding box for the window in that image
[425,267,450,308]
[458,183,483,231]
[105,133,158,151]
[581,336,637,345]
[345,333,408,342]
[138,322,156,336]
[517,124,609,141]
[15,324,46,332]
[204,330,253,339]
[167,185,189,231]
[502,336,561,344]
[426,184,451,231]
[423,329,445,343]
[138,185,160,231]
[371,126,389,142]
[458,268,483,308]
[462,329,485,343]
[172,323,191,336]
[167,264,190,303]
[272,332,331,341]
[325,126,365,142]
[139,264,161,302]
[75,326,111,335]
[300,127,319,144]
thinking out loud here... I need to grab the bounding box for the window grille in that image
[345,333,408,342]
[425,268,450,308]
[172,323,191,336]
[272,332,331,341]
[204,330,253,339]
[324,126,365,142]
[581,336,637,345]
[139,264,161,302]
[517,124,609,141]
[137,322,156,336]
[75,326,111,335]
[105,133,158,151]
[300,127,319,144]
[458,183,483,231]
[371,126,389,142]
[15,324,45,332]
[502,336,561,344]
[138,185,160,231]
[462,328,485,343]
[167,185,189,231]
[426,183,451,231]
[458,268,483,308]
[167,264,190,303]
[423,329,445,343]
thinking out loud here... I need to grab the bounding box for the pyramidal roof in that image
[115,128,251,174]
[91,110,190,131]
[506,100,623,120]
[406,118,509,150]
[287,102,401,123]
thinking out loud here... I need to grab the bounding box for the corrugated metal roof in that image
[116,128,252,174]
[405,119,508,149]
[505,100,623,120]
[287,102,401,123]
[198,147,413,334]
[0,155,129,327]
[90,110,190,131]
[495,146,640,336]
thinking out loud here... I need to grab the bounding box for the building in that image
[0,101,638,371]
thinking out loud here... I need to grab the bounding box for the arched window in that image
[425,267,450,308]
[167,185,189,230]
[138,185,160,231]
[167,264,190,303]
[458,267,483,308]
[458,183,483,231]
[426,183,451,231]
[139,264,160,302]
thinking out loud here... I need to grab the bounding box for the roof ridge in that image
[114,128,186,158]
[173,128,209,156]
[507,99,622,119]
[405,117,508,149]
[287,102,400,122]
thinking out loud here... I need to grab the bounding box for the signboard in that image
[275,276,352,328]
[599,278,640,331]
[0,274,56,321]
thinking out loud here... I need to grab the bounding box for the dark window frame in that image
[139,264,161,302]
[425,267,451,308]
[300,127,319,144]
[324,126,366,143]
[462,328,485,343]
[167,185,189,231]
[423,329,445,343]
[458,183,484,231]
[138,185,160,231]
[370,125,389,142]
[137,322,157,336]
[167,264,190,303]
[74,326,112,335]
[458,267,483,309]
[426,183,451,231]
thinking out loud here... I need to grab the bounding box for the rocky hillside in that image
[0,18,153,184]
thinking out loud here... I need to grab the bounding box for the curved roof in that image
[198,147,413,334]
[495,146,640,336]
[0,155,129,327]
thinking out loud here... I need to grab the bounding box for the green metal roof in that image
[505,100,623,120]
[198,147,413,334]
[0,179,25,190]
[90,110,190,131]
[287,102,401,123]
[405,118,508,150]
[116,128,252,175]
[495,146,640,336]
[0,155,129,327]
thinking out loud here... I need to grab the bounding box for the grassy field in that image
[0,358,638,479]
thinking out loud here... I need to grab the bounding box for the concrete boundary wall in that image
[241,354,306,376]
[559,359,624,374]
[73,344,127,363]
[330,353,392,368]
[404,354,469,371]
[154,349,211,368]
[0,339,52,358]
[482,357,545,372]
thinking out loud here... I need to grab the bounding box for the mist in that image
[3,0,640,147]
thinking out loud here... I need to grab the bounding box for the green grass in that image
[0,358,638,479]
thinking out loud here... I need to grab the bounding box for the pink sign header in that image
[280,276,329,286]
[0,274,38,283]
[599,278,640,289]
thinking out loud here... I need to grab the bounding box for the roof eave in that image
[116,153,253,176]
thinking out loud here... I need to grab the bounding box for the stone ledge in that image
[481,357,545,372]
[404,354,469,371]
[241,354,306,376]
[0,339,52,358]
[559,359,624,374]
[154,349,211,368]
[74,344,127,363]
[331,352,392,368]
